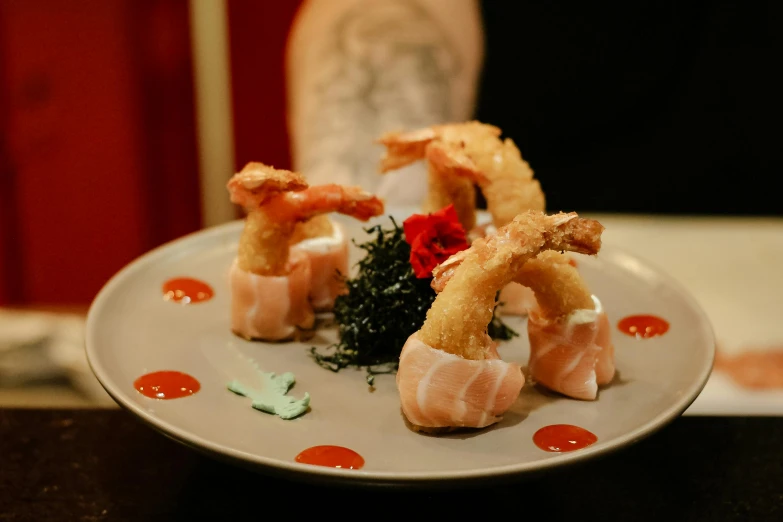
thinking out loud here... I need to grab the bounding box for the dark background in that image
[476,0,776,215]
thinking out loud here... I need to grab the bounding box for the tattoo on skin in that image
[295,0,460,190]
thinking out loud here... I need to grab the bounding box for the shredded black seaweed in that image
[310,216,517,382]
[488,291,520,341]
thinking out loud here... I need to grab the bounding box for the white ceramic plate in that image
[85,208,715,487]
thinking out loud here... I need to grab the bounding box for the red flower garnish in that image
[403,204,469,279]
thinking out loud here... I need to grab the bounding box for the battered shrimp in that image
[226,162,384,340]
[408,122,545,231]
[289,215,334,245]
[228,162,384,276]
[433,240,616,399]
[417,126,563,317]
[376,121,498,232]
[468,138,545,228]
[396,210,603,431]
[433,243,593,320]
[513,251,594,319]
[420,210,604,360]
[515,253,616,394]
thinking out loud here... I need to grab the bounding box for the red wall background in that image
[227,0,301,172]
[0,0,202,306]
[0,0,301,307]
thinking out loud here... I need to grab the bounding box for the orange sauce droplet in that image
[162,277,214,304]
[568,257,578,267]
[134,371,201,399]
[295,445,365,469]
[533,424,598,452]
[618,314,669,338]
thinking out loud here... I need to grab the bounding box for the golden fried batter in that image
[227,162,384,276]
[514,251,595,320]
[376,121,499,232]
[289,214,335,245]
[422,210,604,360]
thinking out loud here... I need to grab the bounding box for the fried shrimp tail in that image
[277,184,384,312]
[227,162,308,209]
[267,184,385,224]
[227,164,384,276]
[430,215,603,299]
[397,210,604,432]
[376,122,499,232]
[226,162,385,340]
[376,127,438,173]
[421,210,604,361]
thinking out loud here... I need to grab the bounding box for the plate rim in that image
[85,217,716,486]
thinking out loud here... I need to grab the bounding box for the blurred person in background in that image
[285,0,774,215]
[286,0,483,207]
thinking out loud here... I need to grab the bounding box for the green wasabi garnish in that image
[227,369,310,420]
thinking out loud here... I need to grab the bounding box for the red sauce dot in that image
[134,371,201,399]
[618,314,669,338]
[162,277,214,304]
[568,257,578,267]
[533,424,597,452]
[295,445,365,469]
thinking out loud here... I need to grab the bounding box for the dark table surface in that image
[1,409,782,521]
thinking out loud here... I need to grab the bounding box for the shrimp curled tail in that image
[282,185,385,312]
[377,122,496,232]
[376,121,501,173]
[420,210,604,360]
[267,184,385,224]
[431,214,603,294]
[227,162,308,209]
[431,217,617,401]
[376,127,439,173]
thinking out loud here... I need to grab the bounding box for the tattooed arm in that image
[285,0,484,205]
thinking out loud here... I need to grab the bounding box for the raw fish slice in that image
[229,249,315,342]
[527,300,607,400]
[594,308,616,385]
[290,221,349,312]
[396,334,525,430]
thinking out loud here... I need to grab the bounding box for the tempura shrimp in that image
[386,121,545,232]
[396,210,604,431]
[433,250,593,320]
[228,162,384,276]
[464,137,545,229]
[417,126,560,317]
[226,162,384,340]
[376,121,498,232]
[421,210,604,360]
[433,245,616,400]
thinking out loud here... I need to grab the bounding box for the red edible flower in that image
[403,204,469,279]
